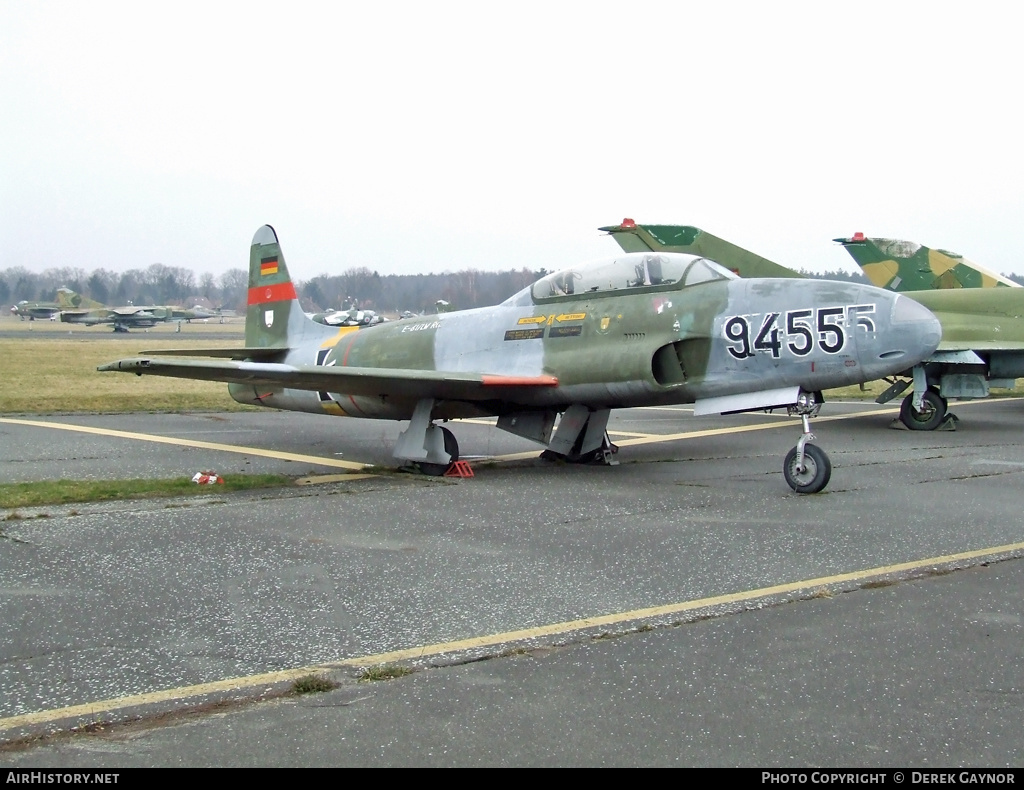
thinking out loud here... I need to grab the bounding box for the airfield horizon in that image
[1,313,1021,415]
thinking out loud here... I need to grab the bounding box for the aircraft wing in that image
[98,357,558,401]
[139,347,288,360]
[110,307,149,316]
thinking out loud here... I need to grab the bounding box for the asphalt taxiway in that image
[1,399,1023,766]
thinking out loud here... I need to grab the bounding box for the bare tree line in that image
[5,262,1020,316]
[0,263,547,315]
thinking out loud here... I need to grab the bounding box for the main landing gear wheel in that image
[416,426,459,476]
[783,443,831,494]
[899,389,947,431]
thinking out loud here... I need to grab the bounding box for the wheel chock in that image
[444,461,474,478]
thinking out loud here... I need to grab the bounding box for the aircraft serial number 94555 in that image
[724,304,876,360]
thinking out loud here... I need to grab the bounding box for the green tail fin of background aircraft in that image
[599,219,804,279]
[54,288,104,310]
[834,232,1019,291]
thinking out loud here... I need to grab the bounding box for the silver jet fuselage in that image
[233,253,941,420]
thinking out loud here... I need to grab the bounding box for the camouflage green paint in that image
[835,235,1018,291]
[908,288,1024,351]
[600,220,804,280]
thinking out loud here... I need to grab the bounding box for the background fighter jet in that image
[60,303,175,332]
[60,300,217,331]
[834,233,1020,291]
[600,219,805,280]
[10,288,102,320]
[10,299,61,321]
[604,220,1024,431]
[832,234,1024,429]
[99,225,940,493]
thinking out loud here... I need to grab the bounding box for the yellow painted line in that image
[612,406,901,450]
[295,474,377,485]
[485,406,903,461]
[3,540,1022,734]
[0,417,369,472]
[491,399,1019,461]
[452,418,652,440]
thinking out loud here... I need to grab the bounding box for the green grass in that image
[0,474,294,509]
[290,674,339,695]
[0,326,253,414]
[357,664,414,682]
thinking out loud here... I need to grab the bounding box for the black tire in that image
[415,426,459,476]
[783,443,832,494]
[899,389,947,431]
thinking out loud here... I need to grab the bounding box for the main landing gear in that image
[782,391,832,494]
[899,388,948,431]
[538,406,618,466]
[877,367,954,431]
[393,399,460,476]
[417,426,459,476]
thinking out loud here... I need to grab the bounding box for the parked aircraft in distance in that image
[308,308,388,327]
[61,301,218,332]
[99,225,941,493]
[603,219,1024,431]
[10,288,102,320]
[835,233,1019,291]
[170,305,222,322]
[10,300,60,321]
[599,219,805,280]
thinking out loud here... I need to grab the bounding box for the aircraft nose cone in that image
[887,294,942,364]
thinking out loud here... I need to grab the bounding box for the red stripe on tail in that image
[247,282,298,305]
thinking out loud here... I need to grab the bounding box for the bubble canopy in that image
[529,252,737,301]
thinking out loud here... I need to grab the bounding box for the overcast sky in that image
[3,1,1023,281]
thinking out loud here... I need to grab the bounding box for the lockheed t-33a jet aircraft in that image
[99,225,942,494]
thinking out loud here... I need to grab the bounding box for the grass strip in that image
[0,474,294,509]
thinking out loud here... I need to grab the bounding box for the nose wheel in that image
[783,442,831,493]
[783,392,831,494]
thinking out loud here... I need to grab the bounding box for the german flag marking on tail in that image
[260,257,279,276]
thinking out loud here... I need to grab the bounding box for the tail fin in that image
[55,288,104,310]
[599,219,803,279]
[834,233,1019,291]
[246,224,333,348]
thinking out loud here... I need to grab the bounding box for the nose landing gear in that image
[783,391,832,494]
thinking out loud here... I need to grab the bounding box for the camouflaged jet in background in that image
[10,288,102,321]
[98,225,941,493]
[603,219,1024,432]
[60,303,176,332]
[60,300,217,331]
[834,233,1019,291]
[10,298,61,321]
[600,219,806,280]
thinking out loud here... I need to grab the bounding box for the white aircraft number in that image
[724,304,876,360]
